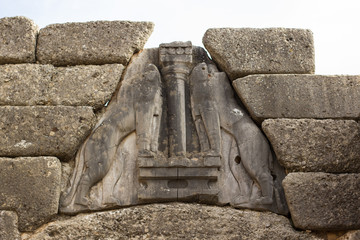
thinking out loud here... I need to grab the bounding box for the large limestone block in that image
[50,64,123,109]
[262,119,360,173]
[0,211,20,240]
[37,21,154,66]
[0,64,54,105]
[0,106,95,160]
[283,173,360,231]
[0,16,38,64]
[203,28,314,80]
[25,203,320,240]
[0,64,123,109]
[233,75,360,123]
[0,157,61,232]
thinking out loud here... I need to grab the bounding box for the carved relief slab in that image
[60,42,288,215]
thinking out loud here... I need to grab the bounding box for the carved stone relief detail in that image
[60,42,288,215]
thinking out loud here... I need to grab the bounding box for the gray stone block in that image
[49,64,123,109]
[26,203,320,239]
[283,172,360,231]
[0,64,54,105]
[0,16,38,64]
[37,20,154,66]
[0,157,61,232]
[203,28,314,80]
[0,211,20,240]
[0,64,123,109]
[0,106,95,161]
[262,119,360,173]
[233,75,360,123]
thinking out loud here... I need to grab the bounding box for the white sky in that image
[1,0,359,75]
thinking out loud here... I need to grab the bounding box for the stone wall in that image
[0,16,359,239]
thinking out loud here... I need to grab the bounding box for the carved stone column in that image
[159,41,192,159]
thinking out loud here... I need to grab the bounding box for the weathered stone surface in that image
[25,203,320,239]
[233,75,360,123]
[338,230,360,240]
[60,162,73,195]
[50,64,123,109]
[283,173,360,230]
[0,16,38,64]
[0,211,20,240]
[37,20,154,66]
[0,157,61,232]
[203,28,314,80]
[0,64,54,105]
[0,106,95,160]
[0,64,123,109]
[262,119,360,173]
[59,45,288,215]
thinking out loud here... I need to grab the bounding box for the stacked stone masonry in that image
[0,15,359,239]
[0,157,61,232]
[0,16,152,238]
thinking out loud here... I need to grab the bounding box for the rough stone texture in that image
[0,64,123,109]
[37,21,154,66]
[0,64,54,105]
[0,211,20,240]
[233,75,360,123]
[58,45,288,215]
[203,28,314,80]
[0,157,61,232]
[262,119,360,173]
[0,16,38,64]
[60,162,73,195]
[338,230,360,240]
[50,64,124,109]
[283,172,360,231]
[25,203,320,240]
[0,106,95,161]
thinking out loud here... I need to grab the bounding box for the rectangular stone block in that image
[0,64,123,109]
[0,64,54,105]
[0,16,38,64]
[262,119,360,173]
[0,106,95,160]
[36,20,154,66]
[0,211,20,240]
[49,64,124,110]
[283,172,360,230]
[203,28,314,80]
[0,157,61,231]
[233,75,360,123]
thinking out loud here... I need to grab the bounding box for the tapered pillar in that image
[159,41,192,158]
